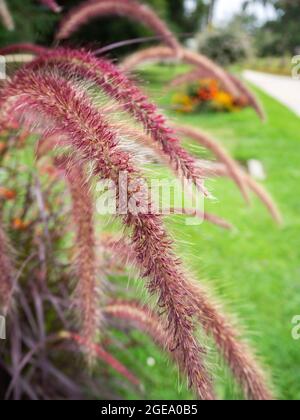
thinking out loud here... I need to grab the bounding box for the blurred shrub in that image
[197,27,253,67]
[246,55,292,76]
[254,27,284,57]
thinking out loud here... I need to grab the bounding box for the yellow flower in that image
[172,93,195,113]
[213,91,234,111]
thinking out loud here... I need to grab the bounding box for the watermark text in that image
[0,316,6,340]
[291,315,300,340]
[95,171,206,225]
[292,55,300,80]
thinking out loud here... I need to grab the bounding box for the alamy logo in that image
[292,315,300,340]
[95,171,205,225]
[292,55,300,80]
[0,56,6,80]
[0,316,6,340]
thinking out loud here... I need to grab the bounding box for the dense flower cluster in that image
[172,79,247,113]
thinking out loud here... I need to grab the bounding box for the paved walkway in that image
[243,70,300,117]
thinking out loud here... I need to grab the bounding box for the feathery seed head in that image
[0,39,275,400]
[0,67,215,399]
[0,0,14,31]
[40,0,62,13]
[56,0,180,53]
[55,156,103,363]
[24,47,209,197]
[105,235,274,401]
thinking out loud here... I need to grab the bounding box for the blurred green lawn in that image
[107,65,300,400]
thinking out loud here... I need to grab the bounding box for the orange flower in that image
[198,80,218,101]
[0,141,7,153]
[12,218,29,231]
[0,187,16,200]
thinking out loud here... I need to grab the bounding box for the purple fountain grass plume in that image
[122,46,265,120]
[187,280,274,401]
[194,161,230,179]
[54,156,103,362]
[104,299,213,396]
[173,124,250,204]
[105,300,174,348]
[121,45,239,98]
[60,331,140,386]
[103,235,274,401]
[116,216,215,400]
[0,43,48,56]
[107,123,207,195]
[24,47,209,197]
[181,49,235,90]
[199,162,282,225]
[167,68,214,91]
[0,0,14,31]
[36,132,69,159]
[227,73,266,122]
[106,125,233,228]
[0,69,215,400]
[101,234,139,270]
[167,208,233,230]
[39,0,62,13]
[0,224,15,314]
[56,0,180,52]
[244,173,282,225]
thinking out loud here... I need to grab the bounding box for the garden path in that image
[243,70,300,117]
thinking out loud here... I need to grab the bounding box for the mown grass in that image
[108,65,300,400]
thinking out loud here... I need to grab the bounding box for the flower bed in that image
[172,79,247,113]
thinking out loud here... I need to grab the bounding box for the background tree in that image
[167,0,208,33]
[207,0,217,26]
[244,0,300,55]
[0,0,210,54]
